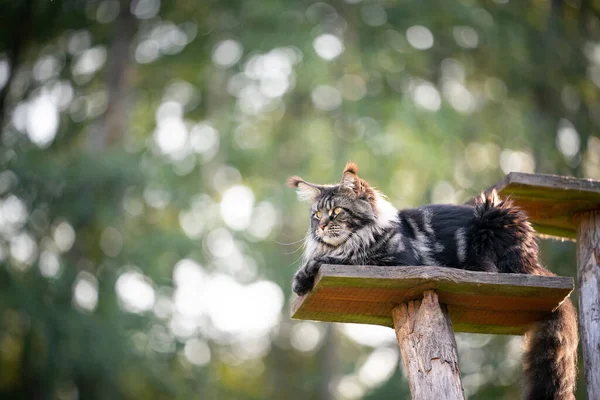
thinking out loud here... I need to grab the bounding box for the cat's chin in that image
[320,233,349,247]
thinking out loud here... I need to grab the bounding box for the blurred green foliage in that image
[0,0,597,398]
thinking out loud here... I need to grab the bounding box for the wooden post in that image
[575,210,600,399]
[392,290,464,400]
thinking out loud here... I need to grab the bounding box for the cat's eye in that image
[314,211,322,218]
[334,207,343,215]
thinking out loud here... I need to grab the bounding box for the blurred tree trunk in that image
[93,0,137,149]
[319,325,336,400]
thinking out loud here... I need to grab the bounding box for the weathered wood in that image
[291,265,574,335]
[392,290,464,400]
[476,172,600,239]
[575,210,600,400]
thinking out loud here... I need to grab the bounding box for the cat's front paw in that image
[292,270,315,296]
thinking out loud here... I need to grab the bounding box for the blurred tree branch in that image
[0,0,34,135]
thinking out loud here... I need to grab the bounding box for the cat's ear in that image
[340,162,364,196]
[287,176,321,202]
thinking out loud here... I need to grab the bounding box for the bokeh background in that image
[0,0,598,398]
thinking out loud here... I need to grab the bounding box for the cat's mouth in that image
[317,226,350,246]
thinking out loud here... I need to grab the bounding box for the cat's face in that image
[288,163,378,247]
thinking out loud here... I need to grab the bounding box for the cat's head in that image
[287,162,391,247]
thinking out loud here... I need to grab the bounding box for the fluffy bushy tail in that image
[471,190,578,400]
[523,299,578,400]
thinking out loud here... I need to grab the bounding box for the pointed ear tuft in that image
[340,162,363,195]
[287,176,321,202]
[287,176,303,188]
[343,162,359,175]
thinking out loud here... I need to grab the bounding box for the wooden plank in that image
[477,172,600,239]
[576,210,600,400]
[291,265,574,335]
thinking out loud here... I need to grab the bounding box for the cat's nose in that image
[319,221,328,229]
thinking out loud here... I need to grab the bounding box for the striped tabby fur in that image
[288,162,578,400]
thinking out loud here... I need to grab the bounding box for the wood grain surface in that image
[291,265,574,335]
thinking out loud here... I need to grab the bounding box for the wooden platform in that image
[291,265,574,335]
[480,172,600,239]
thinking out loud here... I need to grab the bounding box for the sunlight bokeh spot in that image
[337,375,365,400]
[499,149,535,174]
[10,233,38,267]
[116,269,156,313]
[73,271,99,312]
[153,290,174,320]
[556,119,580,158]
[312,85,342,110]
[184,338,211,366]
[26,95,59,148]
[190,122,219,155]
[406,25,434,50]
[358,347,398,388]
[143,186,171,209]
[411,81,441,111]
[179,208,205,238]
[72,46,107,76]
[442,80,473,113]
[131,0,161,19]
[169,313,197,338]
[313,34,344,61]
[149,324,175,353]
[154,112,188,160]
[39,250,61,278]
[206,276,284,341]
[154,22,190,55]
[248,201,277,240]
[135,40,160,64]
[341,324,396,347]
[238,84,271,115]
[453,26,479,48]
[174,287,204,320]
[33,55,60,82]
[220,185,255,231]
[441,58,466,82]
[54,221,76,252]
[164,80,198,109]
[290,322,323,352]
[48,80,75,110]
[206,228,236,258]
[96,0,120,23]
[212,39,243,68]
[67,30,92,55]
[2,195,28,228]
[173,258,205,288]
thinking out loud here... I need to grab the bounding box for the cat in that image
[288,162,578,400]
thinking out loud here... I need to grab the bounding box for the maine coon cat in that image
[288,162,578,400]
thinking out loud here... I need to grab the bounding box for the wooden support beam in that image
[291,265,573,335]
[392,290,464,400]
[576,210,600,400]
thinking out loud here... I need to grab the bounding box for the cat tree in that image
[291,172,600,399]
